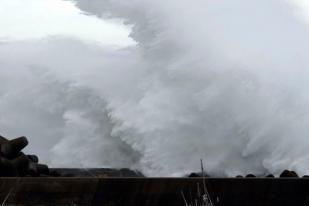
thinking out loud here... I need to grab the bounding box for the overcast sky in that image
[0,0,134,46]
[1,0,309,46]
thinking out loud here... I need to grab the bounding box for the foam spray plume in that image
[2,0,309,176]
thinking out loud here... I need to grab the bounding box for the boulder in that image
[0,135,49,177]
[188,173,200,177]
[280,170,298,178]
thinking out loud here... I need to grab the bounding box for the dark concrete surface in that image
[50,168,144,177]
[0,177,308,205]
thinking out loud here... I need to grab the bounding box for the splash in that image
[2,0,309,176]
[67,0,309,176]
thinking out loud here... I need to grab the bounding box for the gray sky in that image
[0,0,309,45]
[0,0,135,46]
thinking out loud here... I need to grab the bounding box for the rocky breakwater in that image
[0,135,51,177]
[0,135,143,177]
[188,170,303,178]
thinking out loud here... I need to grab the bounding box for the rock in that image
[1,136,28,158]
[280,170,298,178]
[0,157,18,176]
[246,174,256,178]
[0,154,30,176]
[12,155,30,171]
[0,135,8,142]
[119,168,140,177]
[36,164,49,175]
[28,163,49,176]
[27,155,39,163]
[50,171,61,177]
[266,174,275,178]
[188,173,200,177]
[290,171,299,177]
[0,135,50,177]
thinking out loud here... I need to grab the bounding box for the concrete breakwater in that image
[0,177,308,206]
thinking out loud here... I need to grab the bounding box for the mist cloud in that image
[2,0,309,176]
[68,0,309,176]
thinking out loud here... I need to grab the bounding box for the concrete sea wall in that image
[0,177,308,205]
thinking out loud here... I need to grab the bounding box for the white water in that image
[1,0,309,176]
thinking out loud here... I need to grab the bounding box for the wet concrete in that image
[0,177,308,205]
